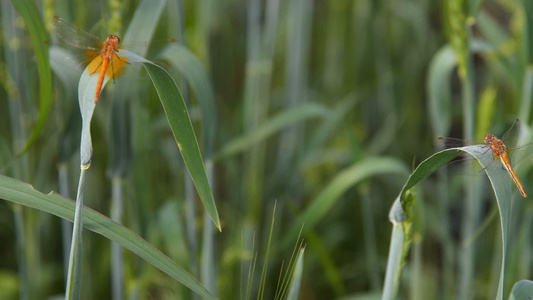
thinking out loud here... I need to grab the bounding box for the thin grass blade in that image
[286,248,305,300]
[216,103,332,160]
[64,168,87,299]
[0,174,215,299]
[117,49,220,230]
[10,0,53,155]
[283,157,408,248]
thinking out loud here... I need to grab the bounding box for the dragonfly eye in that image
[484,134,494,143]
[107,35,121,44]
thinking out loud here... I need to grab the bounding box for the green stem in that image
[65,167,87,299]
[111,178,124,300]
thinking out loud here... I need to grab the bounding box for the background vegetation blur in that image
[1,0,532,299]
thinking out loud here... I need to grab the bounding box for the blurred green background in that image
[1,0,533,299]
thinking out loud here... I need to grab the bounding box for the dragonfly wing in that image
[86,56,103,74]
[106,54,129,78]
[441,144,493,175]
[85,54,129,79]
[509,142,533,168]
[500,119,520,148]
[52,16,103,51]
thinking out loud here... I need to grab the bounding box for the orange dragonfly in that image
[438,119,530,198]
[52,16,129,102]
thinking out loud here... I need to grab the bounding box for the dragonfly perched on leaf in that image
[438,119,532,198]
[52,16,131,103]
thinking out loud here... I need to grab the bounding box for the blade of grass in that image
[383,145,516,299]
[216,103,332,160]
[277,0,310,173]
[509,280,533,300]
[2,2,40,298]
[158,44,217,156]
[10,0,52,156]
[383,150,461,299]
[120,50,220,229]
[63,52,103,298]
[256,203,276,300]
[0,174,215,299]
[286,248,305,300]
[427,45,454,137]
[65,168,87,299]
[305,231,344,295]
[275,228,304,300]
[158,42,219,292]
[283,157,409,248]
[461,146,512,300]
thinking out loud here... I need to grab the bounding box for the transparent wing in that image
[508,142,533,168]
[501,119,520,149]
[52,16,103,51]
[436,136,475,149]
[436,137,491,174]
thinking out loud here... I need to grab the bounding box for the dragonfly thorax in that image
[484,134,507,156]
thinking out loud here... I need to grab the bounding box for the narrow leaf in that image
[283,157,408,247]
[10,0,52,155]
[0,174,215,299]
[119,50,220,230]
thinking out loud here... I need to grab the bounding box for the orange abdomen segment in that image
[499,152,527,197]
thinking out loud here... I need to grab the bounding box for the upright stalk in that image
[276,0,310,179]
[243,0,266,221]
[58,164,73,282]
[175,0,199,287]
[458,25,479,300]
[65,166,88,299]
[110,178,124,300]
[2,2,31,299]
[241,2,263,293]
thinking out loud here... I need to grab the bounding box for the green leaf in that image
[426,45,455,137]
[158,44,217,156]
[509,280,533,300]
[427,40,495,138]
[10,0,52,155]
[65,169,87,299]
[384,145,518,299]
[0,174,215,299]
[460,145,512,300]
[283,157,409,247]
[49,46,81,162]
[49,47,81,90]
[400,150,462,196]
[382,209,407,299]
[122,0,167,50]
[286,248,305,300]
[383,148,462,298]
[77,60,100,166]
[216,103,332,160]
[120,50,220,230]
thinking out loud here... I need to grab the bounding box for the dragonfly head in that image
[484,134,496,145]
[106,35,121,45]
